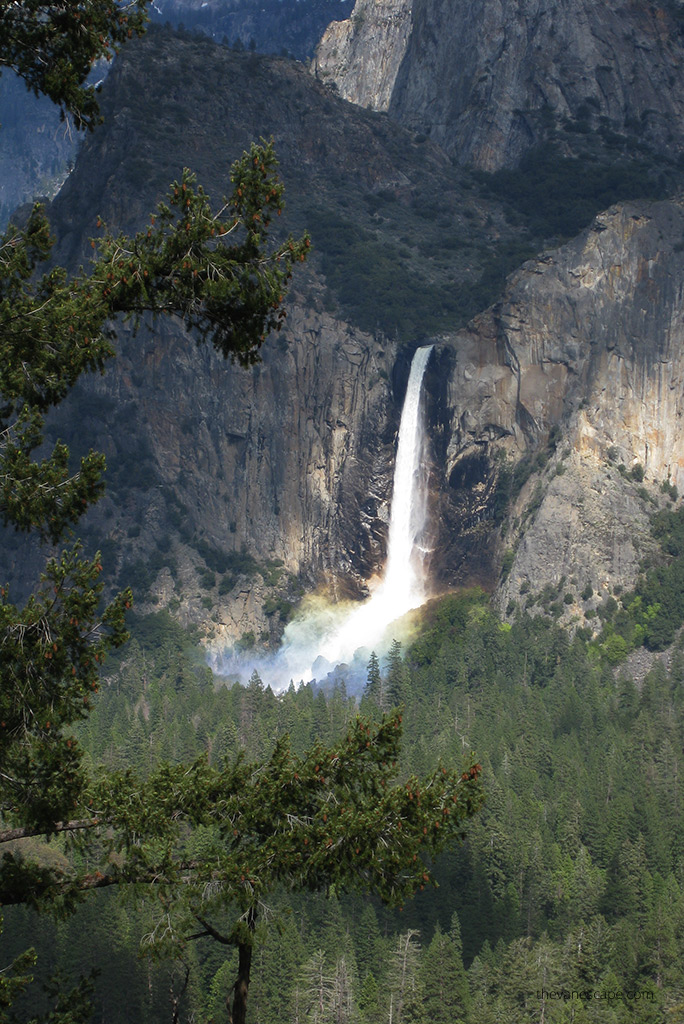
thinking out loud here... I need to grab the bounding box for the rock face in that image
[10,27,684,650]
[315,0,684,169]
[428,197,684,610]
[34,30,441,643]
[60,306,398,644]
[313,0,412,111]
[495,449,658,619]
[0,72,78,229]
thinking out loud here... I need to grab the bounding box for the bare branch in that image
[0,817,100,844]
[194,915,233,946]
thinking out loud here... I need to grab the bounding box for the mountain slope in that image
[6,24,684,653]
[427,198,684,620]
[21,27,513,644]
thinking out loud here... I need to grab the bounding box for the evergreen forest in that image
[4,590,683,1024]
[3,3,684,1023]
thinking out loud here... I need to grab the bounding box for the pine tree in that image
[418,918,469,1024]
[358,971,382,1024]
[299,949,335,1024]
[354,904,383,986]
[0,1,149,131]
[0,12,488,1024]
[365,651,384,708]
[0,4,309,1019]
[386,640,406,707]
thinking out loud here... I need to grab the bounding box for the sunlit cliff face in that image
[439,201,684,491]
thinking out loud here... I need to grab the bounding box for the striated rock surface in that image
[59,306,398,645]
[428,196,684,611]
[31,29,448,643]
[495,449,659,620]
[8,27,684,649]
[315,0,684,169]
[314,0,412,111]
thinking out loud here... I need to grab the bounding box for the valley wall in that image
[431,197,684,614]
[11,28,684,651]
[316,0,684,169]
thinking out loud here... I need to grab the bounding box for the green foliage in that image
[304,204,525,341]
[478,142,666,242]
[661,478,679,501]
[307,207,446,339]
[262,596,294,622]
[0,927,37,1017]
[90,144,309,365]
[591,503,684,655]
[0,545,130,832]
[0,1,149,131]
[0,135,306,994]
[87,711,482,911]
[6,587,684,1021]
[194,539,265,589]
[0,13,311,1019]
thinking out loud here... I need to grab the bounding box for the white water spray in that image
[269,344,434,685]
[210,346,435,691]
[311,344,434,669]
[379,344,434,610]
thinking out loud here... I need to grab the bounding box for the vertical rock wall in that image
[429,197,684,606]
[314,0,413,111]
[315,0,684,169]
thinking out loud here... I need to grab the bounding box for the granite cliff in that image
[5,24,684,654]
[316,0,684,170]
[427,197,684,620]
[26,29,503,646]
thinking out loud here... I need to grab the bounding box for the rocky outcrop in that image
[496,449,659,619]
[314,0,412,111]
[315,0,684,169]
[59,305,398,645]
[428,196,684,609]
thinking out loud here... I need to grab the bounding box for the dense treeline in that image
[4,594,683,1022]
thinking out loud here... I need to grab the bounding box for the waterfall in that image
[381,343,434,607]
[213,345,435,690]
[313,344,434,668]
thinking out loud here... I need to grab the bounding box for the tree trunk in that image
[228,909,255,1024]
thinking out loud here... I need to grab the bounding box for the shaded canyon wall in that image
[315,0,684,169]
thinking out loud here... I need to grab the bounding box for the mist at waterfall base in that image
[210,346,434,696]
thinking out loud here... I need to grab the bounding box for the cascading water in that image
[303,343,435,671]
[378,343,434,610]
[211,345,435,689]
